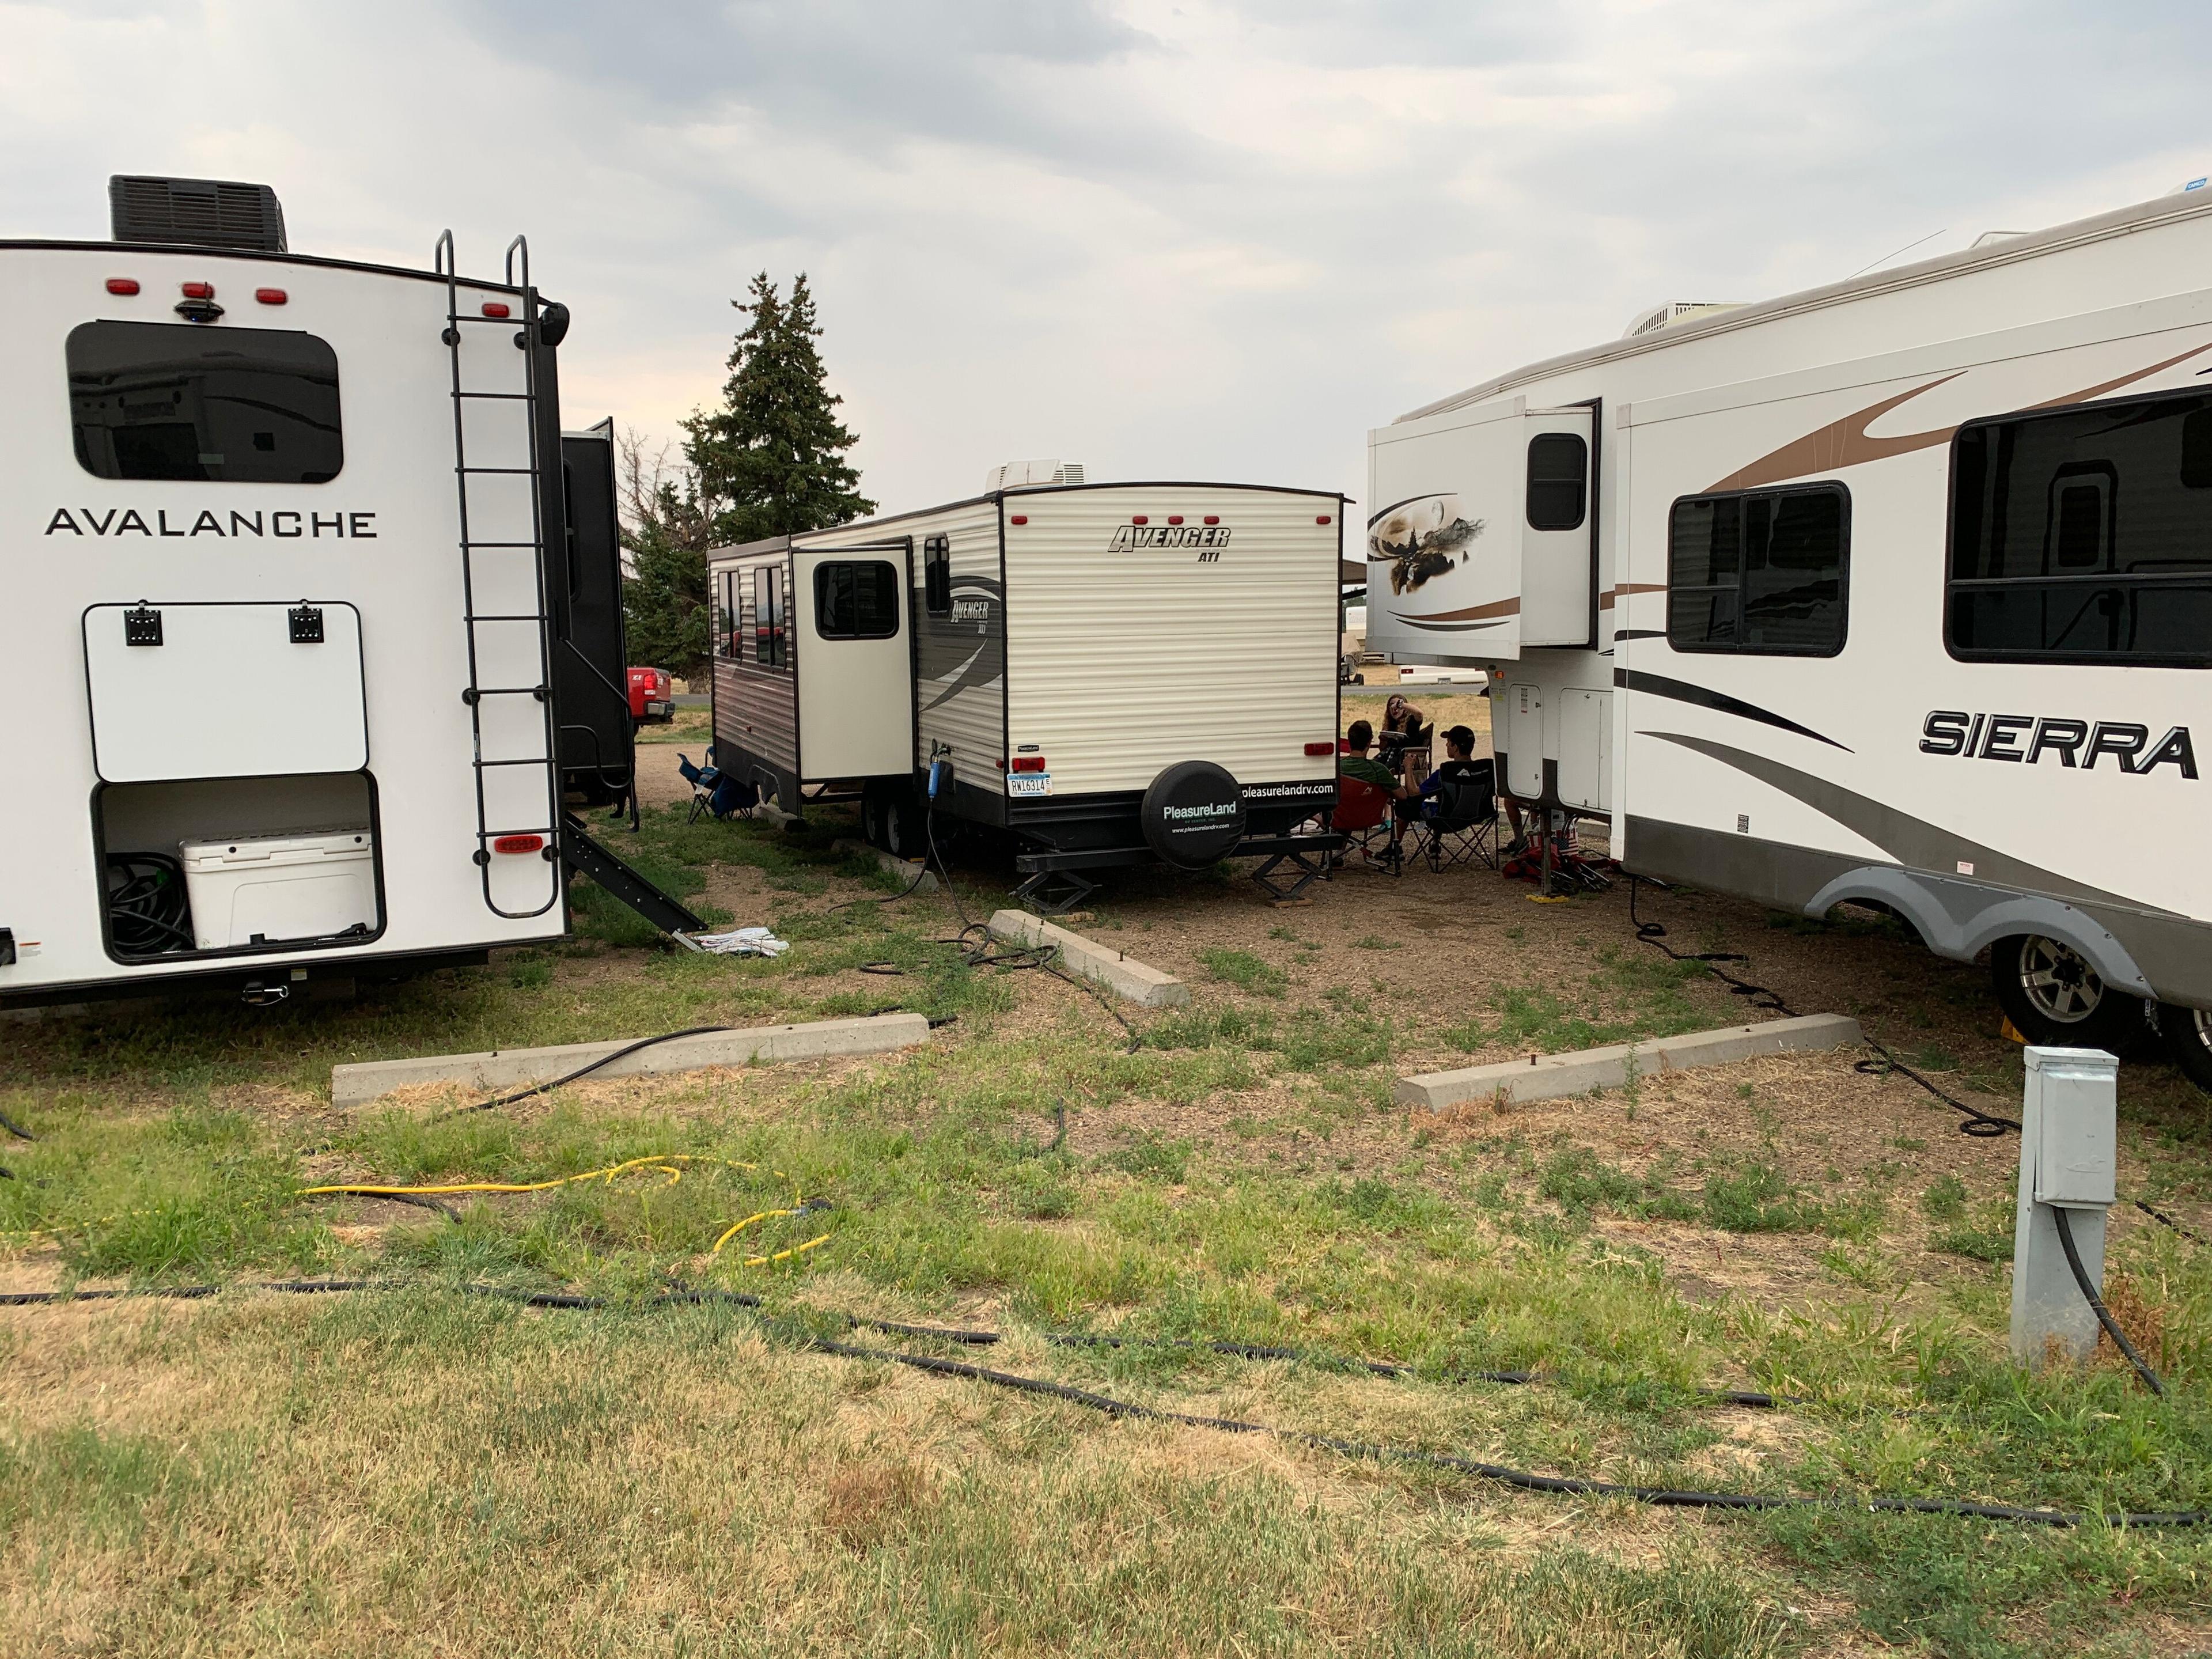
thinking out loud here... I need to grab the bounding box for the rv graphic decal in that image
[1920,710,2198,777]
[1707,339,2212,493]
[1110,524,1232,552]
[918,573,1004,713]
[44,507,377,538]
[1366,494,1483,594]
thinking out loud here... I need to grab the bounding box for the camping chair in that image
[1326,775,1401,876]
[679,746,755,823]
[1418,761,1500,872]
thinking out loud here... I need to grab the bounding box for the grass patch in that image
[1195,946,1289,998]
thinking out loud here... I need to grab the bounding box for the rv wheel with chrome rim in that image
[1990,933,2139,1050]
[2157,1002,2212,1094]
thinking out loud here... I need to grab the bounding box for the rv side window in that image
[923,534,952,616]
[1526,434,1588,532]
[67,320,343,483]
[1667,483,1848,656]
[815,560,900,639]
[1948,391,2212,666]
[753,566,787,668]
[713,571,743,659]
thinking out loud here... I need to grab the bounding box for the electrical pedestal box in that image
[179,828,376,950]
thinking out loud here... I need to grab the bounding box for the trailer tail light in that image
[1316,514,1332,525]
[255,287,287,305]
[180,281,215,299]
[482,301,511,318]
[1009,756,1047,774]
[491,834,545,855]
[106,277,140,296]
[1009,514,1027,525]
[1304,741,1336,756]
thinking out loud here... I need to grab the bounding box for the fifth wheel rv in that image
[707,466,1346,908]
[0,175,685,1009]
[1368,185,2212,1091]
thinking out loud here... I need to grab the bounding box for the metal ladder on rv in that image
[436,231,562,920]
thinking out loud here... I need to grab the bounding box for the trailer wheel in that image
[861,785,887,851]
[2157,1003,2212,1094]
[883,790,923,861]
[1990,933,2140,1050]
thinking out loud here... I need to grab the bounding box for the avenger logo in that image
[1921,710,2197,777]
[1111,524,1231,554]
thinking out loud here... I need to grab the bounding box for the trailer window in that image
[1668,483,1849,656]
[1948,391,2212,666]
[67,320,342,483]
[753,566,787,668]
[713,571,743,659]
[1526,433,1588,532]
[923,533,952,616]
[814,560,900,639]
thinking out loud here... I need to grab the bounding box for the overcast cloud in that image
[5,1,2207,516]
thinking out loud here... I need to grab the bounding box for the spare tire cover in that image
[1141,760,1248,870]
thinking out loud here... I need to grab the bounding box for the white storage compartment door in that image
[1502,682,1545,800]
[1558,688,1611,812]
[1366,397,1527,665]
[1519,407,1594,647]
[84,601,367,783]
[792,546,913,780]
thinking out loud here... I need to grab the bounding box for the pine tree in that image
[683,271,874,546]
[616,433,715,675]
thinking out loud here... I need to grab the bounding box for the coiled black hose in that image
[105,851,194,957]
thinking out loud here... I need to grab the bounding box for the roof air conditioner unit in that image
[109,175,288,253]
[985,459,1086,491]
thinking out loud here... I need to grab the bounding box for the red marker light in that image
[1167,515,1184,525]
[1316,514,1332,525]
[481,301,511,319]
[491,834,545,855]
[106,277,140,296]
[1131,514,1149,525]
[1304,741,1336,756]
[1009,514,1028,525]
[1203,516,1219,525]
[180,281,215,300]
[255,287,287,305]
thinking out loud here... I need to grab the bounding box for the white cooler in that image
[178,828,377,950]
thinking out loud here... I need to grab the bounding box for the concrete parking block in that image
[986,910,1190,1008]
[331,1012,931,1108]
[1395,1012,1864,1111]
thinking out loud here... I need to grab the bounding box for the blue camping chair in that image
[678,747,756,823]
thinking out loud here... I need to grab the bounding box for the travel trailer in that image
[1368,187,2212,1091]
[707,466,1346,907]
[0,175,685,1009]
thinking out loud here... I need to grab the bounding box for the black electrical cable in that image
[1627,875,2020,1138]
[104,852,195,956]
[431,1025,733,1120]
[2053,1207,2166,1396]
[0,1108,33,1143]
[3,1277,2194,1523]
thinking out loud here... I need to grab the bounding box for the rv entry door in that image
[791,544,914,782]
[1519,407,1593,647]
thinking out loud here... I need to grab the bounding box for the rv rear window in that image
[1667,483,1849,656]
[1947,390,2212,666]
[67,320,342,484]
[814,560,900,640]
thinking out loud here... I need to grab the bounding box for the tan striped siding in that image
[1004,488,1340,797]
[708,551,797,772]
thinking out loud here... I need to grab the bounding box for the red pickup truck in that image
[627,666,674,724]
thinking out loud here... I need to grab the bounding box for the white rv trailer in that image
[1368,186,2212,1089]
[707,468,1346,907]
[0,175,684,1009]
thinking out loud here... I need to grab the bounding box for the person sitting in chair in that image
[1403,725,1483,819]
[1341,720,1399,791]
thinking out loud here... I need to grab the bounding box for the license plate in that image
[1006,771,1051,798]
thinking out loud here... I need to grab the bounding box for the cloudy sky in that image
[6,1,2207,518]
